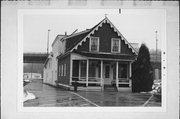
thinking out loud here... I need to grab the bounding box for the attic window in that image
[111,38,121,53]
[90,37,99,52]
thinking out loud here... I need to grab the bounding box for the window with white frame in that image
[61,65,64,76]
[90,37,99,52]
[64,64,66,76]
[111,38,121,53]
[59,65,61,76]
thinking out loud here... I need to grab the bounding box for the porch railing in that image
[118,78,131,87]
[71,77,101,84]
[118,78,130,84]
[71,77,131,87]
[111,78,131,87]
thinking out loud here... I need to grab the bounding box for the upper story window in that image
[90,37,99,52]
[111,38,121,53]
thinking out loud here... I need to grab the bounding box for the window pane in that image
[91,37,98,51]
[89,61,96,77]
[61,65,63,76]
[118,64,127,78]
[64,64,66,76]
[80,61,86,77]
[112,39,120,52]
[73,61,79,77]
[98,63,101,78]
[113,64,116,79]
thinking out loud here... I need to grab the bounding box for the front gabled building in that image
[43,35,66,86]
[56,17,138,91]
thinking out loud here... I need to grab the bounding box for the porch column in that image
[86,59,89,87]
[116,61,119,88]
[129,62,132,87]
[100,60,104,91]
[129,62,132,77]
[79,60,81,80]
[70,58,73,85]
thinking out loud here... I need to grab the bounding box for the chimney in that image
[65,32,67,36]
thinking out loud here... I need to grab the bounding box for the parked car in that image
[23,79,31,86]
[23,79,36,102]
[24,90,36,102]
[152,80,161,101]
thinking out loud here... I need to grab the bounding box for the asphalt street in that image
[24,80,161,107]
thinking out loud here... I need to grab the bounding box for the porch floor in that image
[69,85,131,92]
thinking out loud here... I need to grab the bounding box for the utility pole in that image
[155,30,159,80]
[47,29,51,56]
[31,63,33,79]
[155,30,158,62]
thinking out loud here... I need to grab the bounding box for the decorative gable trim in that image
[70,17,138,55]
[106,18,138,55]
[70,18,106,52]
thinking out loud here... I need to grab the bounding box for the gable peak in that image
[70,17,138,55]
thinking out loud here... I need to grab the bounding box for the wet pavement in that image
[76,91,161,107]
[24,80,95,107]
[24,80,161,107]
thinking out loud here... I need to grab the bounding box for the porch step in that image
[70,86,102,91]
[117,87,132,92]
[104,85,118,92]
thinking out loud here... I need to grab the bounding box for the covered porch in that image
[70,55,133,91]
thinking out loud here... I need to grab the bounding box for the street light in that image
[47,29,51,56]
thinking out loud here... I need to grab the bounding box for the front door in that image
[104,64,111,85]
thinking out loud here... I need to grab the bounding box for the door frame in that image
[103,64,112,85]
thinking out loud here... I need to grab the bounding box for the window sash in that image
[80,61,86,77]
[90,37,99,52]
[111,38,120,52]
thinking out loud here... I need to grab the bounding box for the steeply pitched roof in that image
[65,30,91,51]
[60,17,138,57]
[64,18,106,52]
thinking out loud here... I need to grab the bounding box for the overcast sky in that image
[23,9,165,53]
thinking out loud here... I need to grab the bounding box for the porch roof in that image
[73,51,136,61]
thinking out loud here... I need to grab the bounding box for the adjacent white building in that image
[43,35,66,86]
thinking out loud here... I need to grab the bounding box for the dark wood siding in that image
[57,54,70,85]
[76,23,134,55]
